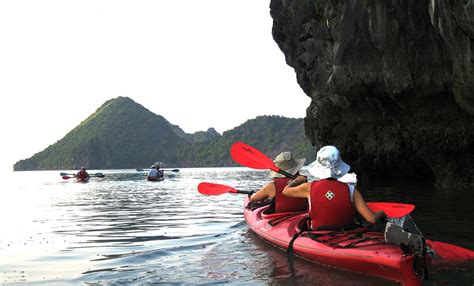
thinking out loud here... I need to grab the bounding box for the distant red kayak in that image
[244,197,474,286]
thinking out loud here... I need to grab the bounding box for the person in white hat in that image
[249,151,308,213]
[283,146,386,230]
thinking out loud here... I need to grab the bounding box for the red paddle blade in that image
[230,142,279,172]
[198,182,237,196]
[426,239,474,262]
[367,202,415,218]
[62,176,73,180]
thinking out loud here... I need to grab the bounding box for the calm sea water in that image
[1,167,473,285]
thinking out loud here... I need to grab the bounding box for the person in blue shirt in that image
[147,163,164,180]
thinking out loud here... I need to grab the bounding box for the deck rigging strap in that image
[287,217,310,257]
[268,212,305,226]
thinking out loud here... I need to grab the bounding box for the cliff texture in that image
[270,0,474,187]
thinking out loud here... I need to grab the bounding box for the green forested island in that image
[13,97,314,170]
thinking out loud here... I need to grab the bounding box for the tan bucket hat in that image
[269,151,306,178]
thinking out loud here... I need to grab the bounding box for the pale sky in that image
[0,1,310,172]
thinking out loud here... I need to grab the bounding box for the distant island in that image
[14,97,314,170]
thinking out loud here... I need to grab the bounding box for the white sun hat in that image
[308,146,350,179]
[269,151,306,178]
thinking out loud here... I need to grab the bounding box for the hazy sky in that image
[0,1,310,172]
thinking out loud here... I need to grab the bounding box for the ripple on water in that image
[1,168,473,285]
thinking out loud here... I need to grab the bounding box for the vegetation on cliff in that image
[14,97,313,170]
[175,115,314,167]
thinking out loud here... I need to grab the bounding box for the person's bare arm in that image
[282,176,310,199]
[250,182,275,202]
[353,189,386,224]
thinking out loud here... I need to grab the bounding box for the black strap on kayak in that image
[340,237,370,248]
[327,232,364,247]
[306,228,381,248]
[246,198,273,211]
[316,224,360,231]
[307,226,366,239]
[268,212,305,226]
[287,217,310,258]
[287,228,306,258]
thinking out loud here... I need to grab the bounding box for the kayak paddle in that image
[136,168,179,172]
[198,182,253,196]
[61,173,105,179]
[198,182,414,217]
[367,202,415,218]
[60,172,104,176]
[426,239,474,262]
[230,141,296,179]
[230,141,417,218]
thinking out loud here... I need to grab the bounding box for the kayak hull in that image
[147,177,164,182]
[244,198,423,286]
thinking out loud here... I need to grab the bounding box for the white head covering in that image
[308,146,351,179]
[269,151,306,178]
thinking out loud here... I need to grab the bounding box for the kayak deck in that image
[244,198,424,286]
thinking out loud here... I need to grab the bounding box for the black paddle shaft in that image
[278,169,297,180]
[236,190,254,195]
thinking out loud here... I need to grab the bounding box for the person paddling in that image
[282,146,385,229]
[147,163,164,180]
[283,146,425,257]
[249,151,308,213]
[75,167,90,182]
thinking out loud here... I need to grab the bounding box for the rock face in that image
[270,0,474,187]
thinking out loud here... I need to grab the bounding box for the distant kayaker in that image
[75,167,90,181]
[283,146,386,229]
[147,163,164,180]
[249,151,308,213]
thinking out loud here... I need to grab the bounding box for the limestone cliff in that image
[270,0,474,187]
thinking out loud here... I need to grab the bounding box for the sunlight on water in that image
[0,168,473,285]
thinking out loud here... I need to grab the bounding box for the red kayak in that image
[244,197,474,286]
[74,177,89,183]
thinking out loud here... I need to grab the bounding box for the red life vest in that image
[274,177,308,213]
[309,179,356,230]
[78,170,88,180]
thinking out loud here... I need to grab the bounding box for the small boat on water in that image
[146,162,165,182]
